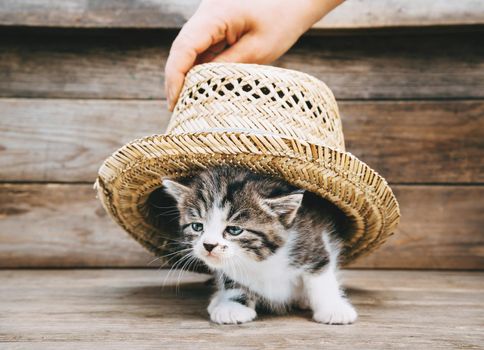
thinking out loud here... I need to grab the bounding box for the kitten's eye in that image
[191,223,204,232]
[226,226,243,236]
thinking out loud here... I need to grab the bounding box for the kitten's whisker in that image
[184,256,197,276]
[151,238,192,252]
[156,253,185,273]
[154,209,181,216]
[152,207,179,213]
[149,234,186,245]
[148,248,193,266]
[161,241,191,249]
[149,204,179,209]
[175,253,197,294]
[166,216,184,223]
[161,251,193,289]
[217,270,225,289]
[176,255,191,292]
[170,252,193,272]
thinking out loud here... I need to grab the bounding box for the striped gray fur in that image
[164,166,345,311]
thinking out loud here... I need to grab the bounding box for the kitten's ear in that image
[262,190,305,226]
[162,178,190,201]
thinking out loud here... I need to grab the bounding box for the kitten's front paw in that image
[209,301,257,324]
[313,299,357,325]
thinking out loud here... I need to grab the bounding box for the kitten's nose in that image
[203,242,218,252]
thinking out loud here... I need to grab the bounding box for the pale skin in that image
[164,0,345,110]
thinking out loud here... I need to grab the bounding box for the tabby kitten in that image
[162,166,357,325]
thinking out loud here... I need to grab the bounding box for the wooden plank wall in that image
[1,0,483,29]
[0,2,483,269]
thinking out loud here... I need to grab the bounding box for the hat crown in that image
[167,63,345,152]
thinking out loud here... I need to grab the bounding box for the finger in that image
[165,16,227,110]
[211,34,271,64]
[196,40,228,64]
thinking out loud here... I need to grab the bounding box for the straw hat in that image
[95,63,400,265]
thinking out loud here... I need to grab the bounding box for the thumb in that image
[212,34,269,64]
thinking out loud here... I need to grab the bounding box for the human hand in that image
[164,0,344,110]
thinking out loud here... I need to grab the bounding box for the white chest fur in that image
[221,243,302,304]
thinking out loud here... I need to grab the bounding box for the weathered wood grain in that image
[1,99,482,183]
[0,269,483,349]
[0,0,483,29]
[0,34,168,100]
[0,0,200,29]
[0,99,170,182]
[354,186,484,269]
[342,101,484,183]
[0,184,482,269]
[280,32,484,100]
[0,184,151,267]
[318,0,484,29]
[1,31,483,99]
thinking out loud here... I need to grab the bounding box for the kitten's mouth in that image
[202,252,223,265]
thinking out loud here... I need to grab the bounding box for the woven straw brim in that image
[95,130,400,266]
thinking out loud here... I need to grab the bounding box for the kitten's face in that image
[162,167,303,269]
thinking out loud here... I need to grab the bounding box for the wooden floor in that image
[0,269,483,349]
